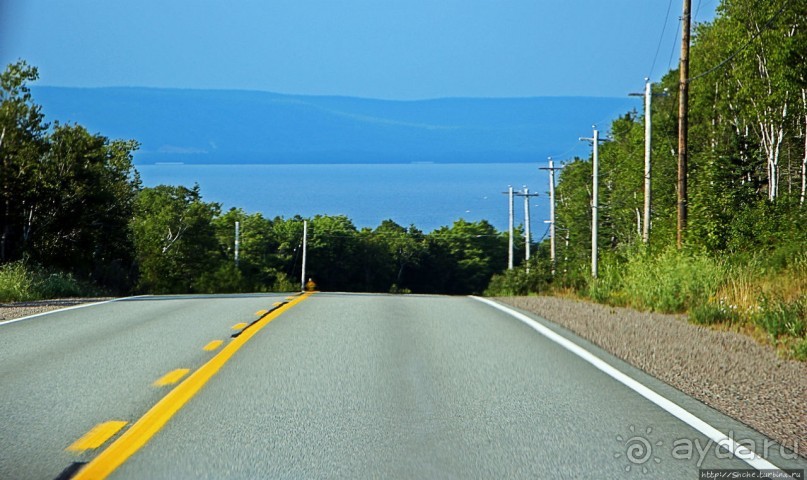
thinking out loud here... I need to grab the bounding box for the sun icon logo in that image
[614,425,664,474]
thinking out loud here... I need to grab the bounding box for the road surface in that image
[0,292,803,479]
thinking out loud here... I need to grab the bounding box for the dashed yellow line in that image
[272,302,283,307]
[153,369,190,387]
[72,292,313,480]
[255,309,268,316]
[203,340,224,351]
[231,322,248,330]
[67,421,128,452]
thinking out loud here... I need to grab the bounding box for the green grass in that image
[0,261,101,302]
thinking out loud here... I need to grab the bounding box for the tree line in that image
[489,0,806,358]
[1,61,531,297]
[542,0,806,285]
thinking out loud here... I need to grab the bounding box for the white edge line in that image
[471,296,791,475]
[0,296,143,327]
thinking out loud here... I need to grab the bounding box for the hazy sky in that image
[1,0,718,100]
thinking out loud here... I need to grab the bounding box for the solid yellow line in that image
[73,292,313,480]
[153,369,190,387]
[203,340,223,351]
[67,421,128,452]
[231,322,248,330]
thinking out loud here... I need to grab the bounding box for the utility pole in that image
[234,221,240,267]
[502,186,515,269]
[678,0,692,249]
[540,158,560,275]
[523,186,531,263]
[642,80,652,244]
[515,186,540,265]
[630,79,665,244]
[581,127,608,278]
[301,220,308,292]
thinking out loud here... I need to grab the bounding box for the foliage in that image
[0,260,101,302]
[131,185,221,294]
[484,256,552,297]
[1,61,139,293]
[752,294,807,340]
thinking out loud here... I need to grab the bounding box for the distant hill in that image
[32,86,635,164]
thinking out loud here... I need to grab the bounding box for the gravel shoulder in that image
[0,298,114,321]
[495,295,806,459]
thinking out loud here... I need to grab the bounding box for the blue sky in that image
[1,0,718,100]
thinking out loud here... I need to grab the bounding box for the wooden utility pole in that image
[677,0,692,249]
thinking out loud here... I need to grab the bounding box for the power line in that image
[649,0,675,79]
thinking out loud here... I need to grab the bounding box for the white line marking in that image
[472,296,791,475]
[0,298,131,327]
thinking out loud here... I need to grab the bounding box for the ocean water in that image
[135,163,552,234]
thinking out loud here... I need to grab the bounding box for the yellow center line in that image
[153,369,190,387]
[254,309,268,316]
[67,421,128,452]
[73,292,313,480]
[202,340,224,351]
[230,322,248,330]
[272,301,283,307]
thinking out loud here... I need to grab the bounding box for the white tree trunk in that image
[801,89,807,206]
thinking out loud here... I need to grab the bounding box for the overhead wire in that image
[648,0,675,79]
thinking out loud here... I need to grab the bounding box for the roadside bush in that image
[752,295,807,339]
[270,272,297,292]
[484,259,552,296]
[583,255,625,305]
[690,300,740,326]
[793,338,807,361]
[0,261,35,302]
[0,261,101,302]
[620,247,725,313]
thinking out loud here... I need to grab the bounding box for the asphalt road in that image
[0,292,804,479]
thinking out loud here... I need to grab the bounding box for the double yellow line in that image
[73,292,312,480]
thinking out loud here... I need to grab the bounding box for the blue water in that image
[136,163,552,234]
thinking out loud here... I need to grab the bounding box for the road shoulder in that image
[493,295,807,460]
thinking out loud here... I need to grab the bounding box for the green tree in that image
[419,219,506,295]
[131,185,221,293]
[372,219,427,291]
[33,123,139,290]
[0,60,47,262]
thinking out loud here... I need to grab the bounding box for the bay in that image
[135,163,552,234]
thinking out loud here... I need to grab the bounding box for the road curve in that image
[0,292,804,479]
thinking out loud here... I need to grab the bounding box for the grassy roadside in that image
[487,246,807,361]
[0,261,104,303]
[589,248,807,361]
